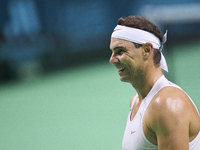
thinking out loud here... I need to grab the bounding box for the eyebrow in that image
[112,46,126,51]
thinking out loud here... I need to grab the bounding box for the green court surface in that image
[0,62,134,150]
[0,41,200,150]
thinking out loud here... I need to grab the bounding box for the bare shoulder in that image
[147,86,197,120]
[149,86,197,114]
[145,86,200,139]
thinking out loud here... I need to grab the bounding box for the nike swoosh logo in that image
[113,29,121,32]
[131,131,136,134]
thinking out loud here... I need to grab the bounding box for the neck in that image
[131,67,163,100]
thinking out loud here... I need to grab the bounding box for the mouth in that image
[117,67,125,74]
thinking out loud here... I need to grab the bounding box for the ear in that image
[142,42,153,58]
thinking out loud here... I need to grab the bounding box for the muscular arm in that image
[148,87,191,150]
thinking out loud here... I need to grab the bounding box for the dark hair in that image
[117,15,163,66]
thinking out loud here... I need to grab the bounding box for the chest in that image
[122,100,158,150]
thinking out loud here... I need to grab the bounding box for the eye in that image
[112,47,126,56]
[118,49,125,55]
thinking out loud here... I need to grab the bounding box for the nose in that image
[109,53,118,64]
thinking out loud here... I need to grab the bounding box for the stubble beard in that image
[127,67,146,89]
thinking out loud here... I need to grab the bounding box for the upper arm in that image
[148,87,190,150]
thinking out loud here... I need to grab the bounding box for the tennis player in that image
[109,15,200,150]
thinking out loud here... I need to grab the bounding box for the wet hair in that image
[117,15,163,66]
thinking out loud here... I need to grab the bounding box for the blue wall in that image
[0,0,200,81]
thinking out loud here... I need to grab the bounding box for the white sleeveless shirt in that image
[122,75,200,150]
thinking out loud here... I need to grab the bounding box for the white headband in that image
[111,25,168,72]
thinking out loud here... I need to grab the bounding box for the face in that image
[109,38,144,83]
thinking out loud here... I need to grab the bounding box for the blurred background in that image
[0,0,200,149]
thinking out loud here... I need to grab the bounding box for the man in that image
[109,15,200,150]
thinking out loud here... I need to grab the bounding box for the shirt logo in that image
[131,131,136,134]
[113,28,121,32]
